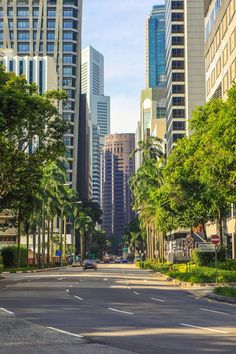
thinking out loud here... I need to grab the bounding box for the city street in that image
[0,264,236,354]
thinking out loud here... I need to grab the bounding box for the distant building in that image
[101,134,135,238]
[204,0,236,258]
[146,5,166,88]
[137,4,166,163]
[81,46,110,205]
[165,0,205,155]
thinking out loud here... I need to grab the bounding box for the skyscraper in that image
[138,4,166,154]
[0,0,82,190]
[146,5,166,88]
[81,46,110,204]
[165,0,205,155]
[101,134,135,238]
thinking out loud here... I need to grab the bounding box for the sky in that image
[82,0,164,134]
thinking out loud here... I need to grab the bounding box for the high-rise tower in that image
[0,0,82,190]
[81,46,110,204]
[165,0,205,155]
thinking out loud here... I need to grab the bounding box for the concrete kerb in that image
[1,266,69,275]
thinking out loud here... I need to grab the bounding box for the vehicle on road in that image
[115,257,121,263]
[83,259,97,271]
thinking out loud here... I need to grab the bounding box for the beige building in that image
[205,0,236,100]
[205,0,236,258]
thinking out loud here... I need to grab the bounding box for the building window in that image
[33,8,39,17]
[8,20,14,29]
[156,107,166,118]
[47,20,55,28]
[207,78,211,96]
[172,84,185,94]
[172,36,184,45]
[63,8,74,17]
[173,133,184,142]
[47,9,56,17]
[173,109,185,118]
[9,60,14,72]
[63,20,74,29]
[222,13,227,38]
[216,57,221,78]
[172,97,185,106]
[19,60,24,75]
[173,121,185,130]
[18,31,29,40]
[230,30,235,54]
[47,31,55,40]
[230,60,236,83]
[17,8,29,16]
[171,1,184,10]
[29,60,33,83]
[47,43,54,52]
[223,72,228,94]
[223,44,228,66]
[172,72,184,81]
[172,24,184,33]
[63,43,73,52]
[172,60,184,69]
[18,43,29,52]
[63,55,73,63]
[229,0,235,22]
[211,68,216,87]
[63,31,74,40]
[39,60,43,94]
[33,20,38,28]
[8,8,13,17]
[63,78,73,87]
[171,12,184,21]
[18,20,29,29]
[172,48,184,57]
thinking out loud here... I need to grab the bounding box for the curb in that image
[206,293,236,304]
[2,266,68,275]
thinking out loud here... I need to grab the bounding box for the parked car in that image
[121,258,128,264]
[115,257,121,264]
[83,259,97,271]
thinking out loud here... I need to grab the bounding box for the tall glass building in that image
[0,0,82,190]
[146,4,166,88]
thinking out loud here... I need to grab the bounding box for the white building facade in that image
[81,45,110,205]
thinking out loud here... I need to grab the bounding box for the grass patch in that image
[214,287,236,299]
[141,261,236,284]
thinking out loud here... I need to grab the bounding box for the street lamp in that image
[73,215,81,264]
[59,201,81,267]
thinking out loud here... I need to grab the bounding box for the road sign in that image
[211,235,220,245]
[197,242,215,253]
[56,250,62,257]
[184,236,194,248]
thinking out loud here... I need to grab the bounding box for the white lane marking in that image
[0,308,15,315]
[58,278,64,281]
[180,323,228,334]
[65,289,70,293]
[133,291,140,295]
[199,308,229,315]
[47,326,84,338]
[107,307,133,315]
[128,287,131,290]
[74,296,84,301]
[75,282,79,285]
[104,278,108,281]
[151,297,166,303]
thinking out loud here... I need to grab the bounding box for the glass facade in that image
[147,5,166,88]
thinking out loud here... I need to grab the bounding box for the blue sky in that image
[82,0,164,134]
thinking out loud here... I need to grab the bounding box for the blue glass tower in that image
[146,5,166,88]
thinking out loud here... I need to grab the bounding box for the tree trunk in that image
[41,203,45,269]
[47,220,50,265]
[26,223,29,267]
[63,216,67,262]
[33,227,36,266]
[38,225,41,267]
[218,209,223,245]
[17,210,22,268]
[80,229,85,261]
[202,224,207,240]
[50,219,54,264]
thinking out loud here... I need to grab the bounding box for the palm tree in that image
[74,212,93,261]
[130,136,165,162]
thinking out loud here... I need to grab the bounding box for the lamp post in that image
[59,201,81,267]
[73,215,81,264]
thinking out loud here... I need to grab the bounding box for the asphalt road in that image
[0,264,236,354]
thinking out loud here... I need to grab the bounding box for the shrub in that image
[1,246,28,267]
[0,263,3,273]
[191,246,226,266]
[214,287,236,299]
[218,259,236,271]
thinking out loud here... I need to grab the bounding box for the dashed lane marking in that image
[0,308,15,315]
[151,297,166,303]
[107,307,133,315]
[180,323,229,334]
[74,296,84,301]
[199,308,229,315]
[47,326,84,338]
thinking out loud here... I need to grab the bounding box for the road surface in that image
[0,264,236,353]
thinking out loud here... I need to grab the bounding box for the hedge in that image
[1,246,28,268]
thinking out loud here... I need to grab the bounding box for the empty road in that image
[0,264,236,353]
